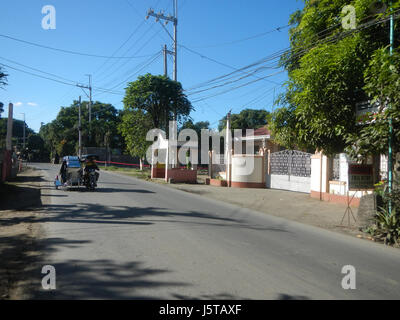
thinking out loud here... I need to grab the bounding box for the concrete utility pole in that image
[146,2,178,167]
[21,113,26,150]
[6,103,13,151]
[76,75,92,143]
[173,0,177,82]
[88,74,92,124]
[78,96,82,159]
[226,110,232,187]
[388,2,394,215]
[163,44,168,76]
[146,0,178,81]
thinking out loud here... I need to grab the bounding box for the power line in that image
[184,11,400,99]
[95,25,164,86]
[0,60,125,95]
[92,16,148,76]
[190,70,285,103]
[0,62,79,87]
[188,24,293,49]
[180,44,282,87]
[95,51,163,98]
[0,33,158,59]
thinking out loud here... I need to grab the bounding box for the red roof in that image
[253,127,270,136]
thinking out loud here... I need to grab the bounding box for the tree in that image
[123,73,193,132]
[0,118,34,149]
[121,74,193,167]
[218,109,269,132]
[39,100,124,159]
[0,66,7,88]
[0,67,8,119]
[26,133,48,161]
[346,47,400,176]
[181,120,210,165]
[118,109,153,169]
[269,0,396,155]
[182,120,210,135]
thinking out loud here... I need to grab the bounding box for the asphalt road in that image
[30,163,400,299]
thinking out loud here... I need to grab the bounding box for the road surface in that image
[29,163,400,299]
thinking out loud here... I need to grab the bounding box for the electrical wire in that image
[183,11,400,100]
[188,24,293,49]
[0,33,157,59]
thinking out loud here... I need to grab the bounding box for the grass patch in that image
[102,166,151,180]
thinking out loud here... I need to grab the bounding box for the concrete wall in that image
[268,174,311,193]
[166,169,197,183]
[151,167,165,179]
[231,155,264,184]
[310,152,373,207]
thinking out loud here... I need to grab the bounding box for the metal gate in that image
[267,150,312,193]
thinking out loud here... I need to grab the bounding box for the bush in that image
[364,208,400,246]
[365,177,400,246]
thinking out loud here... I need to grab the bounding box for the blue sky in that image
[0,0,304,132]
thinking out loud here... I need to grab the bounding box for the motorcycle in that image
[85,168,97,191]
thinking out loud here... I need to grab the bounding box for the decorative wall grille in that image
[332,154,341,181]
[270,150,312,177]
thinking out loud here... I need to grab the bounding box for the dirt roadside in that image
[0,167,47,300]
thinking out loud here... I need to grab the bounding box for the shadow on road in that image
[93,188,155,194]
[33,258,189,299]
[0,231,189,299]
[0,201,290,233]
[277,293,310,300]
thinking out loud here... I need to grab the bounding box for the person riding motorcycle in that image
[83,157,100,186]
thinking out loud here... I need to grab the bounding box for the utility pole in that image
[173,0,177,82]
[6,103,13,152]
[78,96,82,159]
[163,44,168,76]
[146,2,178,167]
[88,74,92,124]
[388,2,394,215]
[21,113,26,150]
[146,0,178,81]
[87,74,92,144]
[226,110,232,187]
[76,75,92,144]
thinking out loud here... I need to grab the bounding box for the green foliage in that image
[270,0,398,155]
[121,73,193,160]
[39,101,123,159]
[345,48,400,158]
[218,109,269,132]
[364,208,400,246]
[118,109,153,159]
[366,176,400,246]
[123,73,193,131]
[267,105,298,149]
[182,120,210,135]
[0,118,34,149]
[0,66,7,88]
